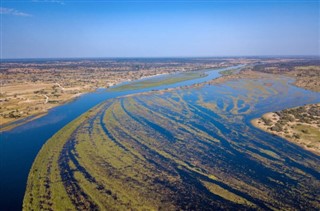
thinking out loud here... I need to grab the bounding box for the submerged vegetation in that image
[24,75,320,210]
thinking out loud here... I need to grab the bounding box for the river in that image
[0,65,241,211]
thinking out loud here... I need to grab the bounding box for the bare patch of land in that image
[0,83,89,128]
[252,104,320,155]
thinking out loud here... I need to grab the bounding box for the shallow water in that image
[26,74,320,210]
[120,76,320,208]
[0,65,239,211]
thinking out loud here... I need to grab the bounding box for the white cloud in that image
[0,7,32,17]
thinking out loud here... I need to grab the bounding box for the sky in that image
[1,0,319,59]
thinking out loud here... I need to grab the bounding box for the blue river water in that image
[0,65,240,211]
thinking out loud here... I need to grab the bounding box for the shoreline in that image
[0,112,47,132]
[119,66,246,98]
[0,92,87,132]
[251,118,320,156]
[251,105,320,156]
[0,71,190,132]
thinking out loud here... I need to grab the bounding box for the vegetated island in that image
[252,104,320,155]
[108,71,207,92]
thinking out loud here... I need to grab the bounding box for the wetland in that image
[23,65,320,210]
[0,64,240,210]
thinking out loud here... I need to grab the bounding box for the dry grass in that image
[0,82,90,129]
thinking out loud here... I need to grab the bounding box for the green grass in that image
[24,77,320,210]
[294,124,320,145]
[23,110,93,210]
[109,72,206,91]
[219,68,239,76]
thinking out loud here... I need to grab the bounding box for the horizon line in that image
[2,55,320,61]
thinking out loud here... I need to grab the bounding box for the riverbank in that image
[0,83,92,131]
[0,71,192,131]
[0,88,89,131]
[1,58,232,131]
[251,104,320,156]
[0,64,242,211]
[1,65,232,132]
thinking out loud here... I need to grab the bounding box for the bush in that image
[293,134,301,139]
[262,117,272,126]
[271,125,282,132]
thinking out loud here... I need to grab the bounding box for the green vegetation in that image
[24,77,320,210]
[23,110,93,210]
[253,104,320,155]
[219,68,239,76]
[109,72,207,91]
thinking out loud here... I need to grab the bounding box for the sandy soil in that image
[252,104,320,155]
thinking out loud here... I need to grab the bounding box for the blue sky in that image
[1,0,319,58]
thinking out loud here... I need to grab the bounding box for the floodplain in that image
[24,71,320,210]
